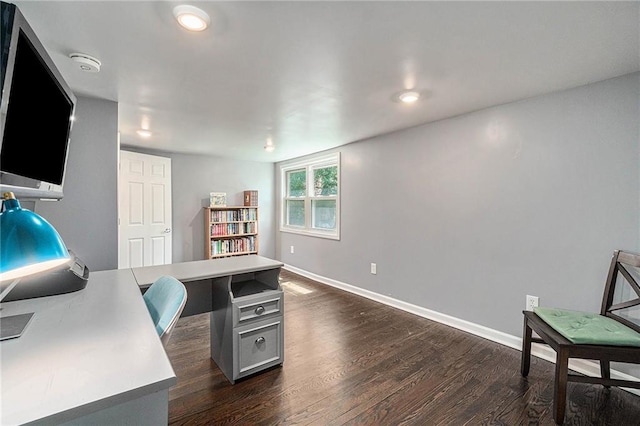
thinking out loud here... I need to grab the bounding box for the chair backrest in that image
[143,275,188,345]
[601,250,640,334]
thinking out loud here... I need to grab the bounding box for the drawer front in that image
[235,318,283,378]
[234,293,282,326]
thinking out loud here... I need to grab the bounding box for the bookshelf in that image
[205,206,258,259]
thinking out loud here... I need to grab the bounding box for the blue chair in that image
[143,275,188,346]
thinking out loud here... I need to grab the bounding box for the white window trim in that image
[280,152,340,240]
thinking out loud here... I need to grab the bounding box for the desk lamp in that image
[0,192,88,340]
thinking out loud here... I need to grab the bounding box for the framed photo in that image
[210,192,227,207]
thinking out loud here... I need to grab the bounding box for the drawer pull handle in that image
[255,337,266,345]
[255,305,265,315]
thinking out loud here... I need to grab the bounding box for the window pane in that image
[287,200,305,226]
[313,166,338,196]
[312,199,336,230]
[287,170,306,197]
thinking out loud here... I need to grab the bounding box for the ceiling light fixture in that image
[137,129,153,138]
[264,136,275,152]
[398,91,421,104]
[69,53,101,73]
[173,5,210,32]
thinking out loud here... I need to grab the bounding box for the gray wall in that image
[171,152,275,262]
[36,96,119,272]
[276,72,640,338]
[120,148,276,263]
[29,74,639,343]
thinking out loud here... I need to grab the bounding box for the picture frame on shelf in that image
[210,192,227,207]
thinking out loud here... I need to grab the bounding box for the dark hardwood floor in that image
[165,270,640,425]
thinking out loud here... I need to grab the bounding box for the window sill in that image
[280,227,340,241]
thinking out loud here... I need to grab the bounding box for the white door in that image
[118,150,172,268]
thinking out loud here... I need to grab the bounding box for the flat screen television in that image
[0,1,76,200]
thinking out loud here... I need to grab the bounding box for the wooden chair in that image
[521,249,640,424]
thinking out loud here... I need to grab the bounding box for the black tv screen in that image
[1,30,73,185]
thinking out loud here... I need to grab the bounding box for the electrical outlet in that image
[526,295,539,311]
[290,246,294,254]
[370,263,377,275]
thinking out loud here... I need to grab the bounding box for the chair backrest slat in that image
[618,251,640,267]
[600,251,620,316]
[609,298,640,312]
[618,265,640,298]
[602,250,640,334]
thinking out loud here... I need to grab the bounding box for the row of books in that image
[210,236,256,255]
[210,222,257,237]
[209,208,257,223]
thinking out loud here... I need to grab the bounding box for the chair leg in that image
[553,348,569,424]
[521,316,533,377]
[600,360,611,388]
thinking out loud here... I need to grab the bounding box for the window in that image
[280,152,340,239]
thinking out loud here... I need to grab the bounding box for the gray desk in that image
[131,255,284,288]
[132,255,285,383]
[132,255,284,320]
[0,268,176,425]
[0,256,284,424]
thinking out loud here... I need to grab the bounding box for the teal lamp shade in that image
[0,192,70,282]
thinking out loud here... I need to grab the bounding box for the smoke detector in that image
[69,53,101,73]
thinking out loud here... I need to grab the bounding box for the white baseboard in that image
[283,264,640,397]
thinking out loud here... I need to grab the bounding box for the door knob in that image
[162,228,171,234]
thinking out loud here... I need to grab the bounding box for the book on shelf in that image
[209,208,257,223]
[211,236,256,255]
[209,222,257,237]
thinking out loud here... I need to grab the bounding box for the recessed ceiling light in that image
[137,129,153,138]
[398,91,421,104]
[69,53,101,73]
[173,5,210,32]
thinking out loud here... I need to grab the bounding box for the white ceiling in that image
[13,1,640,163]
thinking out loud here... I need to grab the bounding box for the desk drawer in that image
[233,291,282,326]
[235,318,283,378]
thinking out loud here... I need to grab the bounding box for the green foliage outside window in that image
[314,166,338,196]
[288,170,306,197]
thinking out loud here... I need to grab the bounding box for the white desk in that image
[0,268,176,426]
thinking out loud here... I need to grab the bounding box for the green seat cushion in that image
[534,307,640,346]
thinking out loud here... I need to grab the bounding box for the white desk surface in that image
[0,268,177,425]
[132,255,284,287]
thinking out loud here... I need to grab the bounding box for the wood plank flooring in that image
[165,270,640,425]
